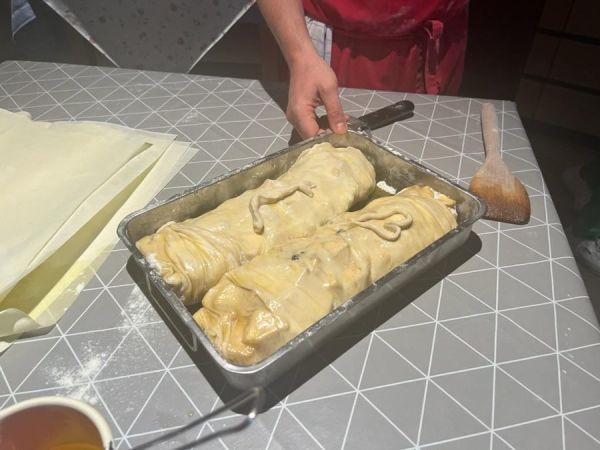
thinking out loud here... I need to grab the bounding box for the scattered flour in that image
[431,190,458,217]
[376,180,397,194]
[48,352,108,406]
[398,185,458,217]
[121,285,151,325]
[45,286,154,408]
[79,355,105,378]
[145,252,163,271]
[54,381,99,406]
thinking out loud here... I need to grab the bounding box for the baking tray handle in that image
[130,387,264,449]
[144,273,199,352]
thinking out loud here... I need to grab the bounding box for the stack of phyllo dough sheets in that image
[137,142,458,365]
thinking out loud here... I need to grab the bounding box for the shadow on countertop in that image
[524,120,600,320]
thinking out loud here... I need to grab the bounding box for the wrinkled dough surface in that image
[194,185,458,365]
[136,143,375,303]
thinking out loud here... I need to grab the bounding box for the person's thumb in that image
[320,83,347,135]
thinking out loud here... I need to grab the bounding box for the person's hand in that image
[287,53,348,139]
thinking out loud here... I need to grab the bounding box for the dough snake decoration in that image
[351,207,413,241]
[194,185,458,365]
[249,180,316,234]
[136,143,376,303]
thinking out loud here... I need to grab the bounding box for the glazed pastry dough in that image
[194,186,458,365]
[136,143,376,303]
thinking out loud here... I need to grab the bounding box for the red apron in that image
[302,0,469,94]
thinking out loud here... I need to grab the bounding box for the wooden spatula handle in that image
[481,103,501,160]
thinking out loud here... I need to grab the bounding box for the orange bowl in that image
[0,396,112,450]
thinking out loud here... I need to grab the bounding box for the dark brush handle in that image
[357,100,415,130]
[289,100,415,145]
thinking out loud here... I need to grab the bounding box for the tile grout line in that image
[489,199,501,448]
[284,390,358,408]
[265,390,289,449]
[537,129,568,450]
[489,101,509,448]
[563,415,600,446]
[0,365,16,406]
[340,333,374,449]
[552,258,586,283]
[285,406,327,450]
[10,332,65,394]
[555,302,600,335]
[358,391,417,447]
[63,288,107,335]
[416,276,444,445]
[379,310,563,431]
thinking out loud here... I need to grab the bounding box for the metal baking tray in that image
[118,129,486,390]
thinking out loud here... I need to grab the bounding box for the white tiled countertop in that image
[0,60,599,450]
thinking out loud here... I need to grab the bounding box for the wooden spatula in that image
[469,103,531,224]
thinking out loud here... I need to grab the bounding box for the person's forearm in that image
[257,0,317,67]
[257,0,347,138]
